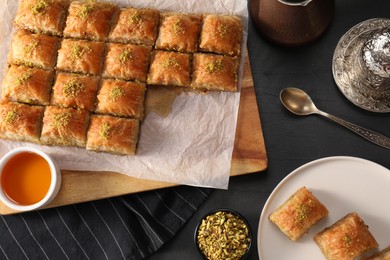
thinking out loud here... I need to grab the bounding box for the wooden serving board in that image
[0,51,268,215]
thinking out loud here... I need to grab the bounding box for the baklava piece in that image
[364,245,390,260]
[95,79,146,120]
[314,212,378,260]
[199,14,243,56]
[109,7,160,45]
[40,106,90,147]
[56,39,105,75]
[102,43,152,82]
[8,30,60,69]
[191,53,239,92]
[14,0,70,36]
[155,13,202,53]
[0,102,44,143]
[51,72,99,111]
[147,50,191,87]
[86,114,139,155]
[2,65,53,105]
[63,0,117,41]
[269,186,329,241]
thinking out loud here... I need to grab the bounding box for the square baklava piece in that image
[314,212,378,259]
[86,114,139,155]
[8,30,60,69]
[199,14,243,56]
[56,39,105,75]
[63,0,117,41]
[51,72,99,111]
[269,186,328,241]
[109,7,160,45]
[155,13,202,53]
[2,65,53,105]
[102,43,152,82]
[95,79,146,120]
[14,0,70,36]
[191,53,239,92]
[40,106,90,147]
[0,102,44,143]
[147,50,191,87]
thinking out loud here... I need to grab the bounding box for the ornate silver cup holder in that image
[332,18,390,112]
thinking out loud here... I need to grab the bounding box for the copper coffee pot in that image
[250,0,335,46]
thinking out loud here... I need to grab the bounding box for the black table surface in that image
[149,0,390,259]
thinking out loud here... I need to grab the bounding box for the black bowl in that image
[194,208,252,260]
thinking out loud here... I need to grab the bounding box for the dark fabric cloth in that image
[0,186,212,260]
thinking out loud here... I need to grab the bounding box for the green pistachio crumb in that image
[31,0,49,15]
[205,59,224,73]
[161,57,181,69]
[4,109,19,124]
[63,79,85,97]
[53,111,72,128]
[172,19,184,35]
[294,201,313,226]
[77,4,94,20]
[128,11,142,25]
[16,60,35,68]
[217,24,229,38]
[69,44,92,61]
[118,49,132,64]
[109,86,125,101]
[14,72,33,86]
[24,40,39,54]
[343,234,353,247]
[99,122,111,139]
[23,98,33,104]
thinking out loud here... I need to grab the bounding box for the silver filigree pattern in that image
[332,18,390,113]
[362,29,390,78]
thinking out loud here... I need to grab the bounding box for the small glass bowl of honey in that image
[0,147,61,212]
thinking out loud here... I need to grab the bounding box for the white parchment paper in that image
[0,0,248,189]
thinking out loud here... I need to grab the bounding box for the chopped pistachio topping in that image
[24,40,39,54]
[4,109,19,124]
[295,200,313,226]
[77,4,94,20]
[69,44,91,61]
[161,57,181,69]
[63,79,85,97]
[53,111,72,128]
[295,204,310,223]
[343,234,353,247]
[128,11,142,25]
[109,86,125,101]
[172,19,184,35]
[14,72,33,86]
[23,97,33,104]
[17,60,35,68]
[118,49,132,64]
[197,211,250,260]
[99,122,111,139]
[217,24,229,38]
[205,59,224,73]
[31,0,49,15]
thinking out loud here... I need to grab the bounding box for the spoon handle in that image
[318,111,390,149]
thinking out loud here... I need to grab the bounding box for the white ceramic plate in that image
[258,156,390,260]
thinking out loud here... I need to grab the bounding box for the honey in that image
[1,152,51,205]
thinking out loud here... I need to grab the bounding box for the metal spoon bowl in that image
[280,87,390,149]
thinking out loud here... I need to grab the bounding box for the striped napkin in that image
[0,186,212,259]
